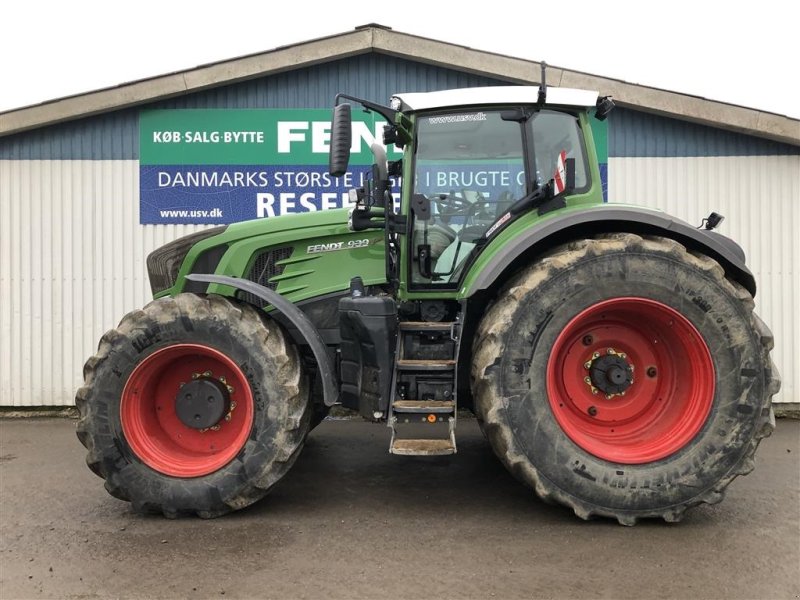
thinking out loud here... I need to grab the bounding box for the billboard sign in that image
[139,109,395,224]
[139,108,607,225]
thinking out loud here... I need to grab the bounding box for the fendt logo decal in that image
[306,238,372,254]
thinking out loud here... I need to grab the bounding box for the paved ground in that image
[0,417,798,600]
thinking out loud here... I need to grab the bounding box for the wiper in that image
[507,182,553,217]
[476,172,570,244]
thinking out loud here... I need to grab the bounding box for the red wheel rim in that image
[120,344,254,477]
[546,297,714,464]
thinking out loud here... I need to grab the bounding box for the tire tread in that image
[471,234,780,525]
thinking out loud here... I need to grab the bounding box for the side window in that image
[529,111,588,189]
[411,111,525,285]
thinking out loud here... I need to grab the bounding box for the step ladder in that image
[388,320,460,455]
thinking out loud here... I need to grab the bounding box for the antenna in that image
[537,61,547,105]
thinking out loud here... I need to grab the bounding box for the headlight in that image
[146,226,227,295]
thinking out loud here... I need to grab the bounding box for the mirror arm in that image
[335,93,399,123]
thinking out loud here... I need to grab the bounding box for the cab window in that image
[410,108,589,286]
[411,110,525,285]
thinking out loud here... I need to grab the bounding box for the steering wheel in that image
[432,192,474,217]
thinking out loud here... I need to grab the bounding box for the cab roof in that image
[392,86,599,112]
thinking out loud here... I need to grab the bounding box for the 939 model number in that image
[306,239,371,254]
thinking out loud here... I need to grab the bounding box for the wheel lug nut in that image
[592,352,600,359]
[584,361,592,369]
[584,376,591,384]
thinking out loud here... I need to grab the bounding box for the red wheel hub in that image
[120,344,254,477]
[546,297,714,464]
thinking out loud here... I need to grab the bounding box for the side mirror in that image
[329,103,352,177]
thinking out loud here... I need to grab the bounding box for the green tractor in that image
[76,77,780,524]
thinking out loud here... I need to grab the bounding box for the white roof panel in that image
[393,86,599,112]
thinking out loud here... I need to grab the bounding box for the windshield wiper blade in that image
[508,183,552,216]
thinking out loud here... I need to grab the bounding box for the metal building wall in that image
[0,160,204,405]
[0,54,508,160]
[0,56,797,406]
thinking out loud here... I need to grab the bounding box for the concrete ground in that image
[0,418,798,600]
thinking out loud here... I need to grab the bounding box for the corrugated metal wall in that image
[0,159,206,405]
[0,54,509,160]
[1,53,798,406]
[608,108,796,157]
[609,155,800,404]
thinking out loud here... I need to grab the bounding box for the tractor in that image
[76,75,780,524]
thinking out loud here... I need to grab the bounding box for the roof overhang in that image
[1,25,798,146]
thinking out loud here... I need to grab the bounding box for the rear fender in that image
[464,205,756,297]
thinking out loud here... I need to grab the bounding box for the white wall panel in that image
[609,155,800,404]
[0,160,208,406]
[0,157,797,405]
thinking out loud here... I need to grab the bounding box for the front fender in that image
[462,205,756,297]
[185,274,339,407]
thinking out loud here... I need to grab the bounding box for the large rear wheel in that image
[76,294,310,517]
[472,234,779,524]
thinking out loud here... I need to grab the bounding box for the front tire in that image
[76,294,310,517]
[472,234,779,525]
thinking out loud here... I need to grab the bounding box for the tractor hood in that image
[218,206,352,241]
[148,208,386,301]
[148,208,353,296]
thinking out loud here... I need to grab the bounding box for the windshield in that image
[410,108,588,286]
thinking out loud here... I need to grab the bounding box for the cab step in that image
[388,312,463,456]
[396,359,455,371]
[398,321,454,331]
[390,438,456,456]
[392,400,455,413]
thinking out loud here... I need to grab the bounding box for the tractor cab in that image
[328,84,615,455]
[329,85,612,294]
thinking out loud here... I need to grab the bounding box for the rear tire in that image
[472,234,779,525]
[76,293,310,517]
